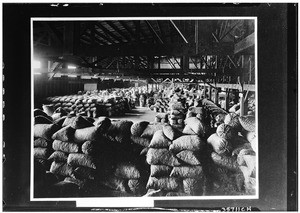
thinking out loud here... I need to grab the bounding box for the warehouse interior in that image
[33,18,257,198]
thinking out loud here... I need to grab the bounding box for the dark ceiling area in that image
[33,17,255,83]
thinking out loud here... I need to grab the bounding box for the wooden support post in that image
[214,88,219,105]
[208,86,212,100]
[225,89,229,110]
[203,84,206,98]
[239,92,245,116]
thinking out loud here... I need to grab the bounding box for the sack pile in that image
[154,113,169,124]
[149,98,169,113]
[144,125,206,196]
[205,113,256,195]
[44,90,130,119]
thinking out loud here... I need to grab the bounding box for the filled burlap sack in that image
[169,135,204,153]
[243,155,256,177]
[245,131,256,143]
[71,166,96,180]
[131,136,151,147]
[52,140,80,153]
[231,135,250,149]
[99,175,128,192]
[64,177,87,188]
[211,152,239,171]
[34,147,52,159]
[170,166,203,178]
[34,124,60,141]
[150,165,172,177]
[34,115,53,125]
[140,147,149,156]
[108,120,133,135]
[166,192,189,196]
[207,133,232,155]
[67,153,97,169]
[231,142,252,157]
[224,113,242,131]
[146,148,181,166]
[34,138,50,148]
[52,126,76,142]
[62,116,76,127]
[239,115,255,132]
[130,121,150,137]
[140,123,164,138]
[93,116,112,132]
[156,113,169,120]
[183,178,203,195]
[53,116,67,127]
[69,116,93,129]
[42,104,55,116]
[81,138,109,155]
[50,161,73,177]
[73,126,102,143]
[185,117,207,137]
[148,130,172,148]
[182,125,196,135]
[34,109,50,118]
[169,102,185,111]
[48,150,68,162]
[162,124,182,141]
[114,162,141,179]
[146,177,181,191]
[216,124,235,140]
[128,179,146,195]
[215,113,226,124]
[143,189,165,197]
[176,150,201,165]
[170,109,182,116]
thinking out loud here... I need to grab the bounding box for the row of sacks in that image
[43,93,130,118]
[149,98,170,113]
[206,112,257,195]
[144,125,207,196]
[34,110,152,197]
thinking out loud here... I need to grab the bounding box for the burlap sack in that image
[148,130,172,148]
[146,177,181,191]
[150,165,172,177]
[52,126,76,142]
[176,150,201,165]
[169,135,204,152]
[146,148,181,166]
[52,140,80,153]
[48,150,69,162]
[170,166,203,178]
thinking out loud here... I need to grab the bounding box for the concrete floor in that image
[109,107,157,123]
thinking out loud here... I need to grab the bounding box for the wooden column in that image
[214,88,219,105]
[203,84,206,98]
[208,86,212,100]
[239,92,245,116]
[225,89,229,110]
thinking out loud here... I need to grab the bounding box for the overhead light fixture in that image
[62,3,69,7]
[68,65,76,69]
[33,60,41,69]
[50,3,59,7]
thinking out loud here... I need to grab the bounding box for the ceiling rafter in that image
[106,21,131,42]
[119,21,136,40]
[133,20,148,41]
[95,22,123,43]
[145,20,164,44]
[94,24,115,44]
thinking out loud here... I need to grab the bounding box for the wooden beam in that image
[106,21,131,42]
[94,25,115,44]
[170,20,189,43]
[145,21,164,44]
[119,21,136,40]
[234,33,255,54]
[95,22,123,43]
[156,20,166,42]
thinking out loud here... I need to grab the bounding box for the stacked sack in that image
[145,124,207,196]
[205,113,256,195]
[154,113,169,124]
[48,115,102,194]
[237,115,256,195]
[34,109,62,170]
[150,98,169,113]
[168,100,186,129]
[96,119,149,196]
